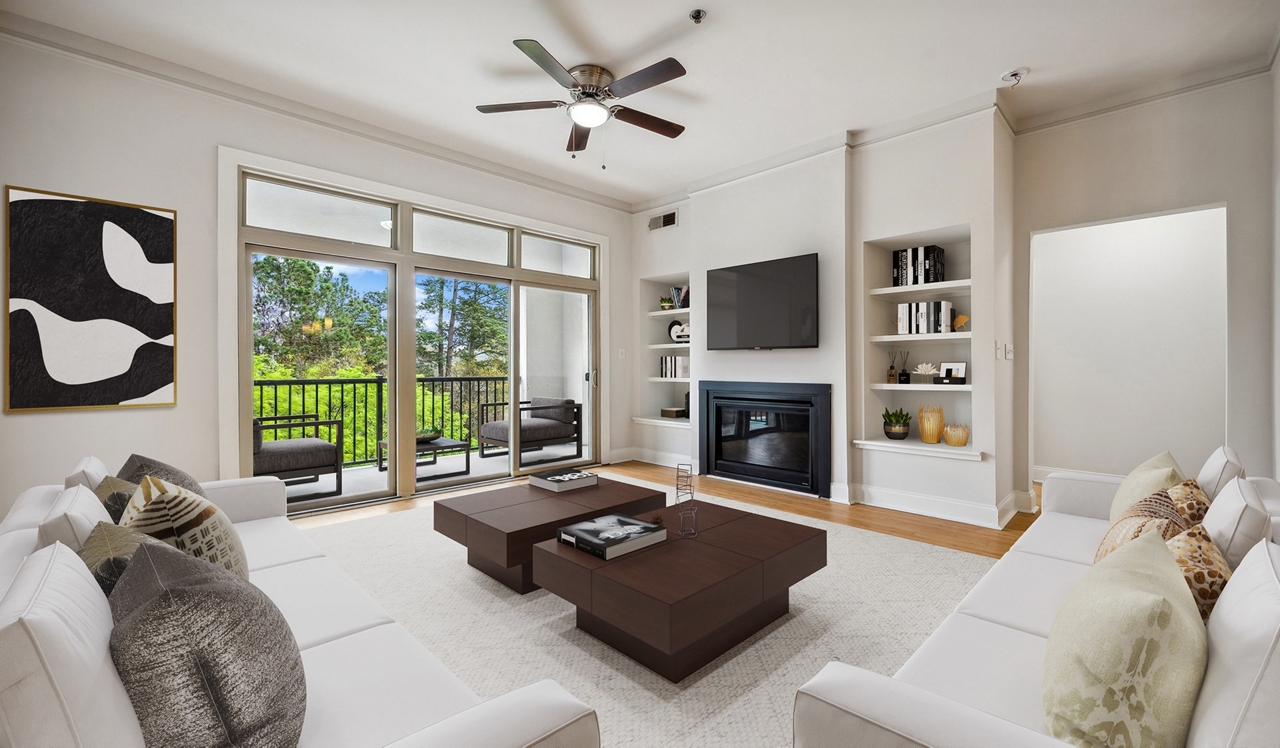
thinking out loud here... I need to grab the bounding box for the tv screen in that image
[706,253,818,350]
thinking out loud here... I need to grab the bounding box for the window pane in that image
[520,235,593,278]
[244,178,392,247]
[413,212,509,265]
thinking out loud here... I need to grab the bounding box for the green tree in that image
[415,276,508,377]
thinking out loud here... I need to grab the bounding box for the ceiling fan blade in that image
[606,57,686,99]
[513,39,578,89]
[612,107,685,138]
[567,123,591,152]
[476,100,564,114]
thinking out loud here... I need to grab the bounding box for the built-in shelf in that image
[870,383,973,392]
[870,332,972,344]
[647,308,691,318]
[868,279,972,302]
[632,416,691,429]
[648,342,690,350]
[648,377,690,383]
[852,438,982,462]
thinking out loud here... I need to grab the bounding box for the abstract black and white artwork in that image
[6,187,176,411]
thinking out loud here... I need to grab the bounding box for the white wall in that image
[0,37,632,502]
[1015,74,1276,484]
[1032,208,1228,477]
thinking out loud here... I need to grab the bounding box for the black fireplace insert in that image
[698,381,831,498]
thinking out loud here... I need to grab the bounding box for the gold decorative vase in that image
[918,405,945,444]
[943,423,970,447]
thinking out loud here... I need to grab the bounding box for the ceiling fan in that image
[478,39,687,152]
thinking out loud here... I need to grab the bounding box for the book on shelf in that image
[897,300,957,335]
[558,514,667,560]
[529,468,598,492]
[669,285,690,309]
[891,245,946,287]
[659,355,690,378]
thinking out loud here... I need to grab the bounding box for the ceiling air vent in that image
[648,211,678,231]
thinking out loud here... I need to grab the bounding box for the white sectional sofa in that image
[793,466,1280,747]
[0,476,600,748]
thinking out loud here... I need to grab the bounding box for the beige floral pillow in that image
[1163,479,1212,526]
[1095,493,1188,564]
[1166,525,1232,622]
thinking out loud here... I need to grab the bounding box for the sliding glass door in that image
[515,284,594,470]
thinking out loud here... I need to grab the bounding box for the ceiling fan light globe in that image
[567,99,610,128]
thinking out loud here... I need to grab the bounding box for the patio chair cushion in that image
[254,438,339,475]
[530,397,575,424]
[253,418,263,455]
[480,417,576,444]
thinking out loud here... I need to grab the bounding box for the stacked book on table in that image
[558,514,667,560]
[529,468,598,492]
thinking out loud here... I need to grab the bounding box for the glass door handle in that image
[592,370,598,388]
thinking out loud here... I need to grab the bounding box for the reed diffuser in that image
[943,422,970,447]
[918,405,945,444]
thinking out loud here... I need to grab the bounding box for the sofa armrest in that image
[386,680,599,748]
[1040,471,1124,520]
[199,477,286,523]
[794,662,1064,748]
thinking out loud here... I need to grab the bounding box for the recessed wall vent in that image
[648,210,678,231]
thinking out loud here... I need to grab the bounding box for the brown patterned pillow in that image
[1167,524,1232,622]
[1095,493,1188,563]
[120,476,248,580]
[1163,479,1212,526]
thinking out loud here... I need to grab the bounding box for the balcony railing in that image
[252,376,508,468]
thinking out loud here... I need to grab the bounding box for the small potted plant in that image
[883,407,911,440]
[659,296,675,310]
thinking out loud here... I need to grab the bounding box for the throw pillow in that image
[120,476,249,580]
[1163,479,1212,526]
[36,485,114,552]
[1166,525,1232,622]
[76,521,166,596]
[116,453,207,498]
[1110,451,1186,522]
[109,543,306,747]
[1043,531,1207,747]
[1201,477,1270,570]
[1196,445,1245,500]
[64,455,109,491]
[92,475,139,524]
[1095,492,1188,563]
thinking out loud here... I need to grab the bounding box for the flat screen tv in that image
[706,253,818,350]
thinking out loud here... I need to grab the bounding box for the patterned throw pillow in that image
[120,476,248,580]
[1044,532,1207,746]
[1095,493,1189,563]
[1110,451,1185,522]
[116,454,207,498]
[1166,525,1232,622]
[76,521,166,595]
[92,476,139,524]
[1163,479,1212,526]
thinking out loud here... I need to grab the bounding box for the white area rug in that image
[302,474,995,747]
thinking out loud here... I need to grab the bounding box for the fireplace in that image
[698,381,831,498]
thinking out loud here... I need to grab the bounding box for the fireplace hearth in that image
[698,381,832,498]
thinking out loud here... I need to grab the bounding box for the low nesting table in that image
[533,501,826,682]
[433,478,665,594]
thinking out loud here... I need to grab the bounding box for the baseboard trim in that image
[610,447,694,470]
[1012,489,1038,515]
[854,484,1004,529]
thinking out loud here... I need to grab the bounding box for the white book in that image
[941,301,953,333]
[897,303,909,335]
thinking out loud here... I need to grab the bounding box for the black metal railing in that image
[252,376,508,468]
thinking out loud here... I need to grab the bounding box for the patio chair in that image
[477,397,582,466]
[253,414,343,498]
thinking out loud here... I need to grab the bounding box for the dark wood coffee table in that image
[434,478,665,594]
[532,501,826,682]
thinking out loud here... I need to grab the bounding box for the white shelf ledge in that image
[870,332,972,344]
[649,342,690,349]
[648,377,690,383]
[852,438,983,461]
[632,416,691,429]
[870,383,972,392]
[647,308,691,318]
[869,279,972,302]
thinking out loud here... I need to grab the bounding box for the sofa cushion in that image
[0,543,145,748]
[236,516,325,573]
[1201,477,1270,569]
[64,455,109,491]
[1110,451,1185,522]
[92,476,138,524]
[299,623,482,748]
[117,453,207,498]
[253,437,338,475]
[37,485,113,552]
[1043,531,1206,747]
[1008,512,1111,566]
[0,529,38,597]
[480,417,575,443]
[110,543,306,748]
[1095,492,1187,563]
[530,396,575,424]
[121,476,249,580]
[251,557,394,650]
[76,521,166,596]
[1250,476,1280,518]
[895,613,1049,734]
[1197,445,1245,500]
[1187,541,1280,745]
[1166,524,1232,623]
[955,551,1089,638]
[0,485,62,534]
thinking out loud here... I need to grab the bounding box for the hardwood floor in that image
[292,461,1041,560]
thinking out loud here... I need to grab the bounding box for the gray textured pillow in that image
[93,476,138,523]
[531,396,576,424]
[116,453,207,498]
[109,543,306,747]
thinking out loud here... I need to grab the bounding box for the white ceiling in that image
[5,0,1279,207]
